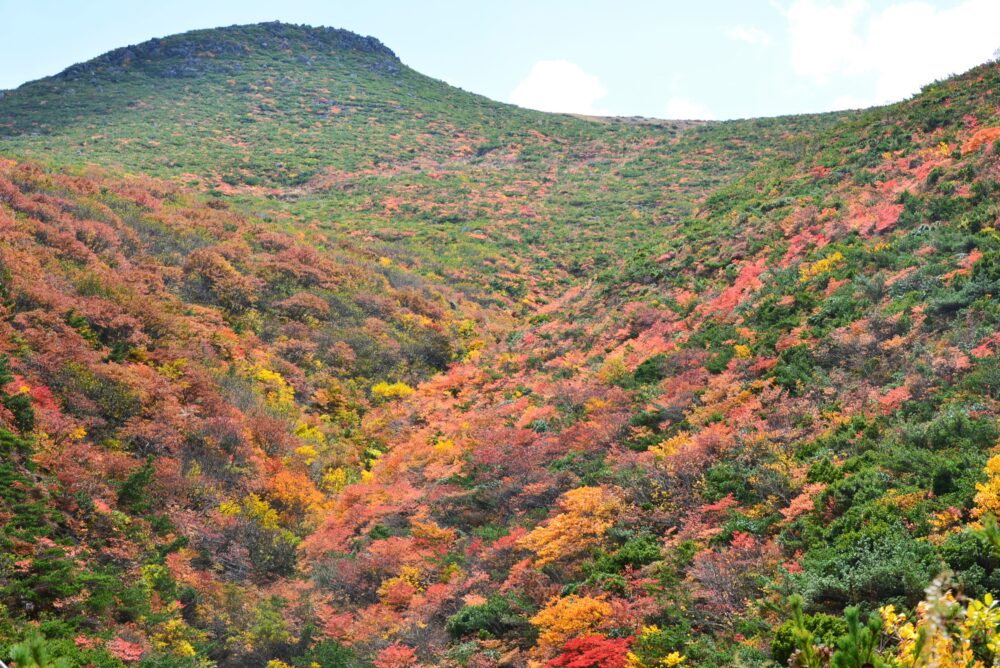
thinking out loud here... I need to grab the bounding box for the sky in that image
[1,0,998,120]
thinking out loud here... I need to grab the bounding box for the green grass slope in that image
[0,22,844,303]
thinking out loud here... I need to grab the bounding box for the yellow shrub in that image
[531,595,612,649]
[218,500,241,516]
[253,366,295,410]
[649,431,690,459]
[152,616,201,658]
[974,453,1000,518]
[322,467,349,493]
[518,486,621,566]
[243,493,280,530]
[597,356,629,385]
[800,251,844,282]
[371,380,415,401]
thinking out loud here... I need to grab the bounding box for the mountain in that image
[0,22,841,302]
[1,21,1000,668]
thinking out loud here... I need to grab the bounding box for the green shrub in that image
[292,640,361,667]
[0,355,34,433]
[773,345,815,395]
[772,610,847,666]
[634,354,670,385]
[795,525,936,608]
[7,633,71,668]
[445,594,532,640]
[116,458,157,514]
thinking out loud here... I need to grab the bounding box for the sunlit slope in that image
[0,22,844,301]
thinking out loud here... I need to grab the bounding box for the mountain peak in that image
[50,21,399,83]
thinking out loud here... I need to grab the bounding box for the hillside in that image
[1,21,1000,668]
[0,22,842,302]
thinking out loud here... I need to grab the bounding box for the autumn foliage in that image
[1,22,999,668]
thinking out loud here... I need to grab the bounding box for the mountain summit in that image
[50,22,399,83]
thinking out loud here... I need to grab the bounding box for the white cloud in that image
[865,1,1000,101]
[830,93,875,110]
[725,25,773,47]
[509,60,609,115]
[665,96,714,120]
[785,0,1000,103]
[786,0,867,83]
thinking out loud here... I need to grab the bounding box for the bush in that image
[116,458,157,514]
[370,380,415,401]
[794,525,936,608]
[0,355,34,433]
[938,529,1000,598]
[7,633,72,668]
[633,354,669,385]
[292,640,361,667]
[772,344,815,395]
[445,594,533,640]
[964,356,1000,399]
[806,457,841,484]
[771,611,847,666]
[612,535,662,568]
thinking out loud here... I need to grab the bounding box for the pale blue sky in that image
[2,0,998,119]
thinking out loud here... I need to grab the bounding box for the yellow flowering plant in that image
[784,574,1000,667]
[626,624,688,667]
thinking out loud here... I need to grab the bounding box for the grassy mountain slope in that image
[0,157,499,664]
[295,61,1000,666]
[1,22,842,301]
[1,21,1000,668]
